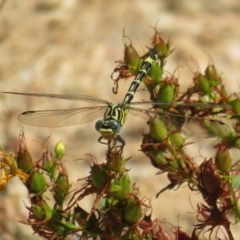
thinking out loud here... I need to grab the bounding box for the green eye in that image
[108,120,121,133]
[95,119,104,131]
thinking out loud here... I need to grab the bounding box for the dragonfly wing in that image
[130,100,231,110]
[1,92,109,105]
[129,107,230,138]
[165,114,230,138]
[18,106,108,127]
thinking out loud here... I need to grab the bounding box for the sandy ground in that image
[0,0,240,239]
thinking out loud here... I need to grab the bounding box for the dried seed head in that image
[199,160,221,196]
[17,148,33,173]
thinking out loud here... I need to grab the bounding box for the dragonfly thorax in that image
[104,103,129,126]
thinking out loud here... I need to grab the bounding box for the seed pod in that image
[32,200,52,220]
[91,164,108,190]
[170,132,184,148]
[124,42,141,73]
[148,150,167,168]
[151,30,173,58]
[215,146,232,174]
[156,83,175,109]
[29,170,47,193]
[200,160,221,195]
[106,151,129,172]
[146,61,162,84]
[205,64,217,79]
[229,98,240,114]
[17,148,33,173]
[205,64,221,87]
[196,74,210,94]
[41,152,57,178]
[149,118,168,142]
[55,140,66,159]
[108,173,130,199]
[52,171,70,204]
[124,199,142,223]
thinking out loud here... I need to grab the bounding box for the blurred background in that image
[0,0,240,239]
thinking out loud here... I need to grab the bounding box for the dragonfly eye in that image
[108,120,121,133]
[95,119,104,131]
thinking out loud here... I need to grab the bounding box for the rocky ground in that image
[0,0,240,239]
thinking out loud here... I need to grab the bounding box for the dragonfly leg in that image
[97,137,109,146]
[97,136,125,152]
[108,135,125,154]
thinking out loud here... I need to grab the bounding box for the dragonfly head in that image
[95,119,122,139]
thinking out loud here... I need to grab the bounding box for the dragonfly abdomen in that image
[122,49,160,105]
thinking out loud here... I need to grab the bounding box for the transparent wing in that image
[128,106,230,138]
[18,106,108,127]
[130,100,231,110]
[1,92,109,105]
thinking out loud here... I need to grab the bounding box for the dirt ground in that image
[0,0,240,239]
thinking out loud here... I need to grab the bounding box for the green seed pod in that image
[215,146,232,174]
[124,44,141,73]
[108,173,130,199]
[151,30,173,58]
[146,61,162,84]
[170,132,184,148]
[196,74,210,94]
[91,164,108,190]
[156,83,175,109]
[41,152,58,178]
[17,148,33,173]
[205,64,221,87]
[148,150,167,168]
[124,199,142,223]
[29,170,47,193]
[55,140,66,159]
[229,98,240,114]
[52,171,70,204]
[149,117,168,142]
[32,200,52,220]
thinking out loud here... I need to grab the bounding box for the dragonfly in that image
[1,49,230,148]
